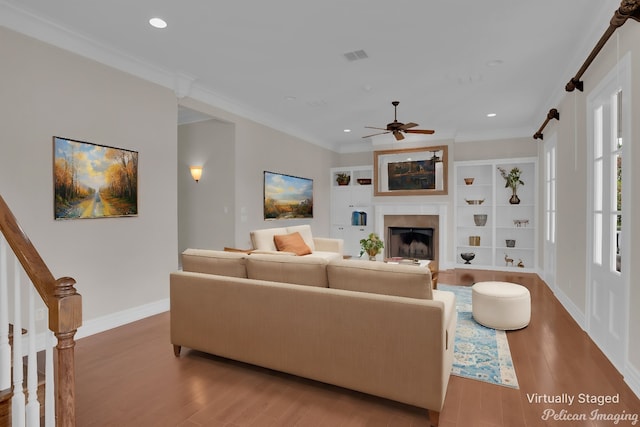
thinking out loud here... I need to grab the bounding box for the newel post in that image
[49,276,82,427]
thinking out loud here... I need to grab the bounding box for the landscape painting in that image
[387,159,436,190]
[263,171,313,220]
[53,136,138,219]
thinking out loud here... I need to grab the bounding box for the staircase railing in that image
[0,195,82,426]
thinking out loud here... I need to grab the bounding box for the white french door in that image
[586,53,630,371]
[543,135,557,290]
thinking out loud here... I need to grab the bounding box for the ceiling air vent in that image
[343,49,368,62]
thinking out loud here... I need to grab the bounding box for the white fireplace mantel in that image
[374,203,449,268]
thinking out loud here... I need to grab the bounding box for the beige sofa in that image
[249,224,343,261]
[171,249,456,426]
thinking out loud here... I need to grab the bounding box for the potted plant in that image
[497,166,524,204]
[360,232,384,260]
[336,172,350,186]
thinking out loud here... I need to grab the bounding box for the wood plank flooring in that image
[74,270,640,426]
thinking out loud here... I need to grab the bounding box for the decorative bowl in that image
[460,252,475,264]
[506,239,516,248]
[356,178,372,185]
[473,214,487,226]
[464,177,474,185]
[465,199,485,205]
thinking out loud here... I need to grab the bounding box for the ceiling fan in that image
[363,101,435,141]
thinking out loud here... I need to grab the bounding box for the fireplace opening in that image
[387,227,434,260]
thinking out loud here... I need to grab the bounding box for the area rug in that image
[439,284,519,388]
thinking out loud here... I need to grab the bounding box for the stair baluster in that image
[0,238,10,391]
[11,258,26,426]
[26,287,40,425]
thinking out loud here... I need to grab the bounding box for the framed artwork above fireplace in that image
[373,145,448,196]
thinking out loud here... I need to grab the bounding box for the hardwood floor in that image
[74,270,640,426]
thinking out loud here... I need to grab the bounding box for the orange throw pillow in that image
[273,232,312,256]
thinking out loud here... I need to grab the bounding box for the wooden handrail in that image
[566,0,640,92]
[0,194,81,426]
[0,195,56,305]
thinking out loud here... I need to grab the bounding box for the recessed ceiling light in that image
[486,113,497,117]
[149,17,167,29]
[487,59,503,67]
[343,129,351,133]
[284,96,297,101]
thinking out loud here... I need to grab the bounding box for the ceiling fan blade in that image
[393,131,405,141]
[362,131,390,138]
[399,122,419,130]
[364,126,389,131]
[404,129,435,135]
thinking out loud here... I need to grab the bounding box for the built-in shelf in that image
[454,158,537,271]
[330,166,374,257]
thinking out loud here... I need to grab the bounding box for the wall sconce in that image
[189,166,203,182]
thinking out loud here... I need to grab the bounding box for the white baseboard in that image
[23,299,168,354]
[75,298,170,340]
[625,362,640,400]
[551,286,586,330]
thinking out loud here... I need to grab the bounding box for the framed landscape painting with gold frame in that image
[373,145,448,196]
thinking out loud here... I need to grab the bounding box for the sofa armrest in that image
[313,237,344,255]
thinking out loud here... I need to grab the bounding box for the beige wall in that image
[0,28,178,329]
[178,119,236,257]
[178,98,336,250]
[453,137,538,161]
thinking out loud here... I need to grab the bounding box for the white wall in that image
[178,119,236,257]
[0,27,178,333]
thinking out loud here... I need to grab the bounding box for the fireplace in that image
[387,227,434,260]
[380,212,442,267]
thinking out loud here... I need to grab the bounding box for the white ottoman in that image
[472,281,531,330]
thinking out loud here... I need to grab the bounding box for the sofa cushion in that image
[304,251,343,261]
[246,253,329,287]
[327,259,432,299]
[182,249,247,278]
[273,232,312,256]
[285,225,316,251]
[250,227,288,251]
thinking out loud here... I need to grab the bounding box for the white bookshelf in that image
[330,166,374,257]
[454,158,537,271]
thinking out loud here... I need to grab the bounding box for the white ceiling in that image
[1,0,620,152]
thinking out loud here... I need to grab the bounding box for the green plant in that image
[497,166,525,192]
[360,232,384,257]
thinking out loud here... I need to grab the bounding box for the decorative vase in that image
[509,190,520,205]
[367,250,378,261]
[473,214,487,226]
